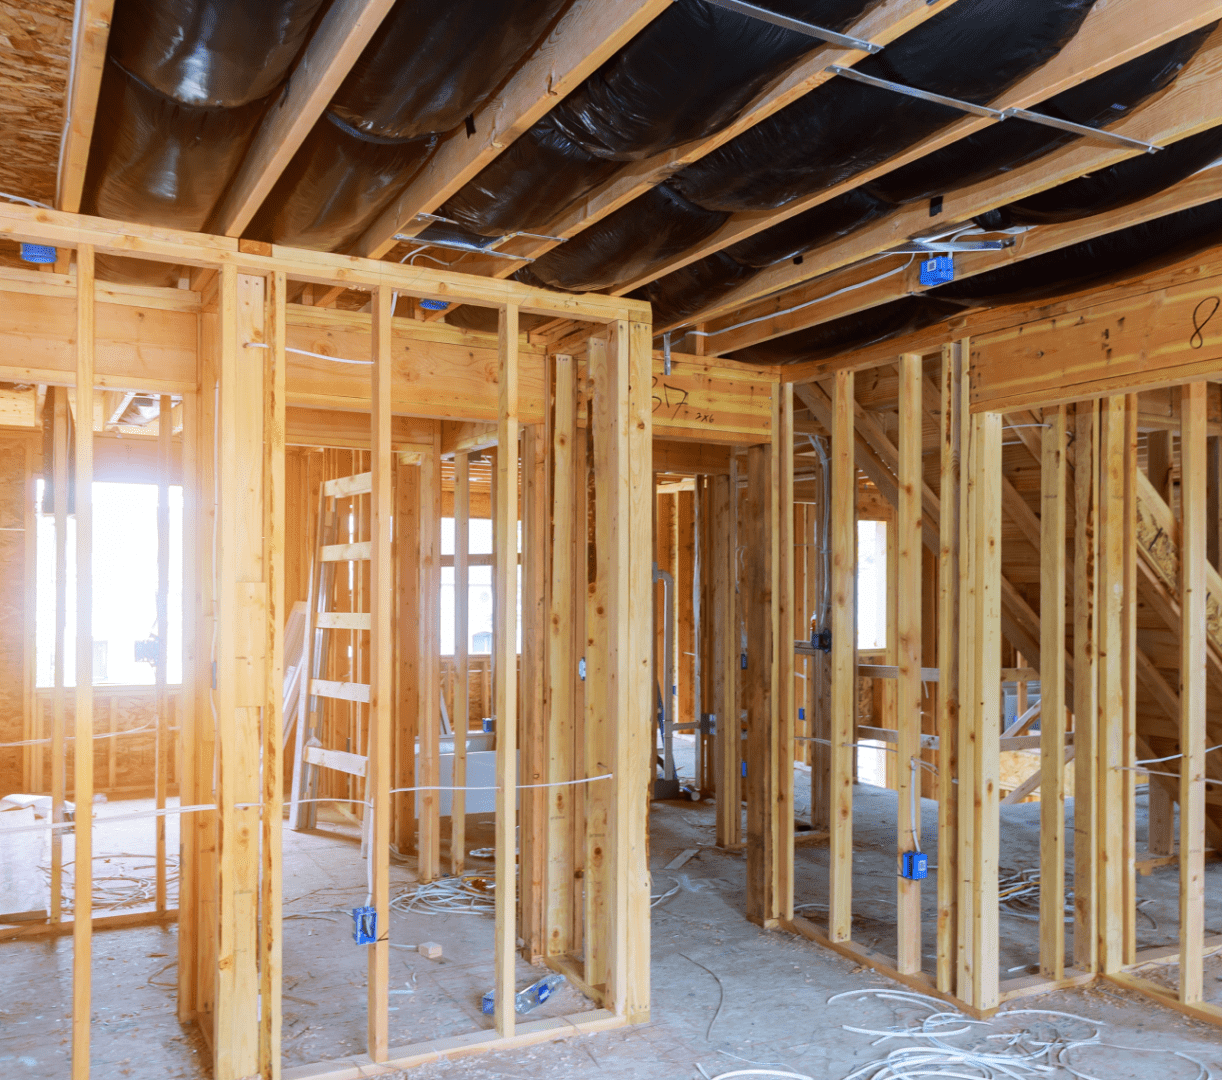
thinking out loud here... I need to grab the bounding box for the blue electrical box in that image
[741,761,747,778]
[900,851,928,880]
[919,255,954,286]
[798,707,805,721]
[352,906,377,944]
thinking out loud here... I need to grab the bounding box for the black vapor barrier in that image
[252,0,568,250]
[670,0,1097,212]
[729,197,1222,366]
[442,0,878,237]
[504,0,1096,297]
[976,124,1222,228]
[84,0,326,284]
[867,24,1217,205]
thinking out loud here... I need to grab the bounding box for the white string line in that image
[1131,743,1222,766]
[0,775,615,835]
[244,341,373,366]
[0,723,159,748]
[1116,765,1222,785]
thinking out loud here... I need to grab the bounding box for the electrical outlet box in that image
[919,255,954,286]
[352,906,377,944]
[900,851,928,880]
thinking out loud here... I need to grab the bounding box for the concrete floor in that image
[3,755,1222,1079]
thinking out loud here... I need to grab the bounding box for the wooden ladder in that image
[289,471,374,831]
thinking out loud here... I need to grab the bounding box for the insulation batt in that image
[670,0,1099,212]
[260,0,566,249]
[728,197,1222,365]
[441,0,876,236]
[107,0,326,107]
[867,24,1218,205]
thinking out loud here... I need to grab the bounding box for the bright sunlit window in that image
[857,519,887,651]
[439,516,519,655]
[35,480,183,686]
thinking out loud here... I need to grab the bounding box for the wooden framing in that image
[0,208,653,1080]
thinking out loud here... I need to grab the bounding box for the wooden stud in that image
[779,383,795,926]
[1122,394,1139,968]
[50,386,68,925]
[1039,405,1067,981]
[260,271,287,1080]
[452,452,470,875]
[712,461,740,849]
[418,432,442,883]
[70,243,95,1080]
[896,354,923,974]
[1072,401,1099,974]
[1097,397,1126,974]
[970,412,1002,1011]
[155,392,172,914]
[1179,380,1207,1004]
[829,371,855,944]
[494,305,520,1037]
[745,441,773,924]
[545,354,576,956]
[520,422,548,960]
[367,284,394,1060]
[936,342,963,995]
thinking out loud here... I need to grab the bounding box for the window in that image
[438,516,519,655]
[35,480,183,686]
[856,519,887,651]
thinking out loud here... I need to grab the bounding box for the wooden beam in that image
[1039,405,1067,981]
[494,304,520,1037]
[1180,380,1208,1004]
[210,0,398,237]
[712,463,741,849]
[356,0,673,258]
[417,433,442,883]
[70,244,95,1080]
[896,353,923,975]
[56,1,114,213]
[829,369,855,943]
[637,13,1222,311]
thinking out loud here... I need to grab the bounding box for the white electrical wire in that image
[390,872,497,916]
[0,723,156,748]
[0,192,52,210]
[243,341,373,366]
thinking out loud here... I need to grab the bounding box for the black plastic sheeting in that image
[636,24,1215,327]
[84,60,270,285]
[670,0,1098,213]
[85,0,325,282]
[328,0,567,141]
[509,0,1097,296]
[729,197,1222,365]
[517,185,728,293]
[259,0,567,249]
[976,124,1222,228]
[866,25,1216,205]
[442,0,877,237]
[107,0,325,107]
[250,113,438,253]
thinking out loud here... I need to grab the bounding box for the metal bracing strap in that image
[705,0,883,53]
[826,65,1162,154]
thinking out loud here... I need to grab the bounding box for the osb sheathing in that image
[0,1,72,206]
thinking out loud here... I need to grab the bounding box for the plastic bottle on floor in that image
[481,973,565,1015]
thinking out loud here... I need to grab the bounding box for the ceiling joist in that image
[55,0,114,215]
